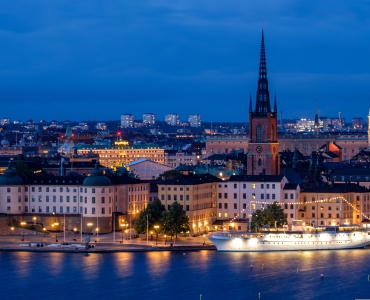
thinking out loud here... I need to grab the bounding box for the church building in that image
[247,30,279,175]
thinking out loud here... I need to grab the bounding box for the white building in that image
[95,123,107,130]
[121,114,134,128]
[165,113,179,126]
[0,163,149,233]
[188,114,201,127]
[143,113,155,126]
[216,175,300,230]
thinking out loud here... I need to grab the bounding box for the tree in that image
[162,202,190,239]
[158,170,182,180]
[15,160,31,176]
[251,202,287,232]
[134,198,165,234]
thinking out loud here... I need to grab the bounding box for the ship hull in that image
[209,232,370,252]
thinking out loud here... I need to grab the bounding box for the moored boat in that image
[209,221,370,252]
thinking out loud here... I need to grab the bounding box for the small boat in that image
[209,220,370,252]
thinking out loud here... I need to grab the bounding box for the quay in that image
[0,233,216,253]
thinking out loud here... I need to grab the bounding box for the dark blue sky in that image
[1,1,370,122]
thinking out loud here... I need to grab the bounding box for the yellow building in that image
[299,183,370,226]
[77,141,165,169]
[157,174,222,234]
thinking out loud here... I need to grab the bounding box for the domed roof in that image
[82,163,111,187]
[1,139,9,146]
[0,163,23,186]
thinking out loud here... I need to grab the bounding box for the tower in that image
[314,102,320,136]
[247,30,279,175]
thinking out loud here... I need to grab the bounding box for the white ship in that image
[209,220,370,252]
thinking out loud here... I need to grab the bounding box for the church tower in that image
[247,30,279,175]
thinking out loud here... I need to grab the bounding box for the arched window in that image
[271,125,275,140]
[256,124,263,142]
[258,159,262,166]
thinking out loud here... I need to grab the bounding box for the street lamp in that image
[154,224,159,246]
[54,222,59,242]
[21,222,26,241]
[87,223,93,235]
[203,234,206,246]
[95,227,99,243]
[164,235,167,245]
[120,224,125,243]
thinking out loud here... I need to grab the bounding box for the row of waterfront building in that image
[1,160,369,234]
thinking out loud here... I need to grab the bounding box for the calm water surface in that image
[1,249,370,299]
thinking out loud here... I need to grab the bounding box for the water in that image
[1,249,370,299]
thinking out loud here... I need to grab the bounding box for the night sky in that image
[1,1,370,123]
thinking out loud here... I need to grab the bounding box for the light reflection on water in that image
[1,249,370,300]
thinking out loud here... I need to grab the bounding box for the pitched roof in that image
[228,175,285,182]
[158,173,222,185]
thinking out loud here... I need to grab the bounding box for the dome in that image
[0,163,23,186]
[1,139,9,146]
[82,163,111,187]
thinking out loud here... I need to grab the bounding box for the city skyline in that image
[1,1,370,121]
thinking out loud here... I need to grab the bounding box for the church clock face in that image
[256,146,263,153]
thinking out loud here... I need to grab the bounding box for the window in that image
[186,188,189,191]
[92,188,95,193]
[290,204,293,209]
[261,194,264,200]
[243,203,247,209]
[7,196,11,203]
[60,206,63,213]
[84,207,87,214]
[284,204,288,209]
[256,124,263,142]
[224,203,228,209]
[167,195,171,201]
[60,196,63,202]
[25,187,28,192]
[186,205,189,211]
[18,196,21,203]
[234,184,237,189]
[38,196,42,202]
[261,184,264,189]
[243,184,246,189]
[32,196,35,202]
[73,196,77,203]
[53,188,56,192]
[66,206,70,213]
[328,213,332,218]
[186,195,189,201]
[66,196,70,203]
[224,213,228,218]
[218,203,222,209]
[180,187,183,191]
[234,203,237,209]
[174,195,177,201]
[102,197,105,204]
[243,193,246,199]
[102,208,105,214]
[266,194,270,200]
[92,208,95,214]
[252,184,256,189]
[25,207,28,212]
[46,206,49,213]
[272,184,275,189]
[290,213,293,218]
[39,187,42,192]
[301,213,304,218]
[320,213,324,218]
[266,184,270,189]
[290,193,294,199]
[101,188,105,193]
[252,193,255,199]
[312,213,315,217]
[60,188,63,192]
[31,187,35,192]
[272,194,275,200]
[161,195,164,200]
[233,193,237,199]
[180,195,183,201]
[46,187,49,192]
[252,203,256,209]
[218,193,222,199]
[224,193,228,199]
[328,206,332,211]
[168,187,171,191]
[92,197,95,204]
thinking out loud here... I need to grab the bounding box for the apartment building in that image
[157,174,221,233]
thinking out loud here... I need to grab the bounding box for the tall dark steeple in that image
[249,93,253,112]
[273,93,277,113]
[253,29,271,116]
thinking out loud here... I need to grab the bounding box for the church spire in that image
[254,29,271,116]
[249,93,253,112]
[274,93,277,112]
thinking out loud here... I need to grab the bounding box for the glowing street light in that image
[153,224,160,246]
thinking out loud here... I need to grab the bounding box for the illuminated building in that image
[188,114,201,127]
[165,113,179,126]
[157,174,221,233]
[143,113,155,126]
[76,141,166,169]
[121,114,134,128]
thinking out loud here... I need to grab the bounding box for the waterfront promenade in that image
[0,231,216,252]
